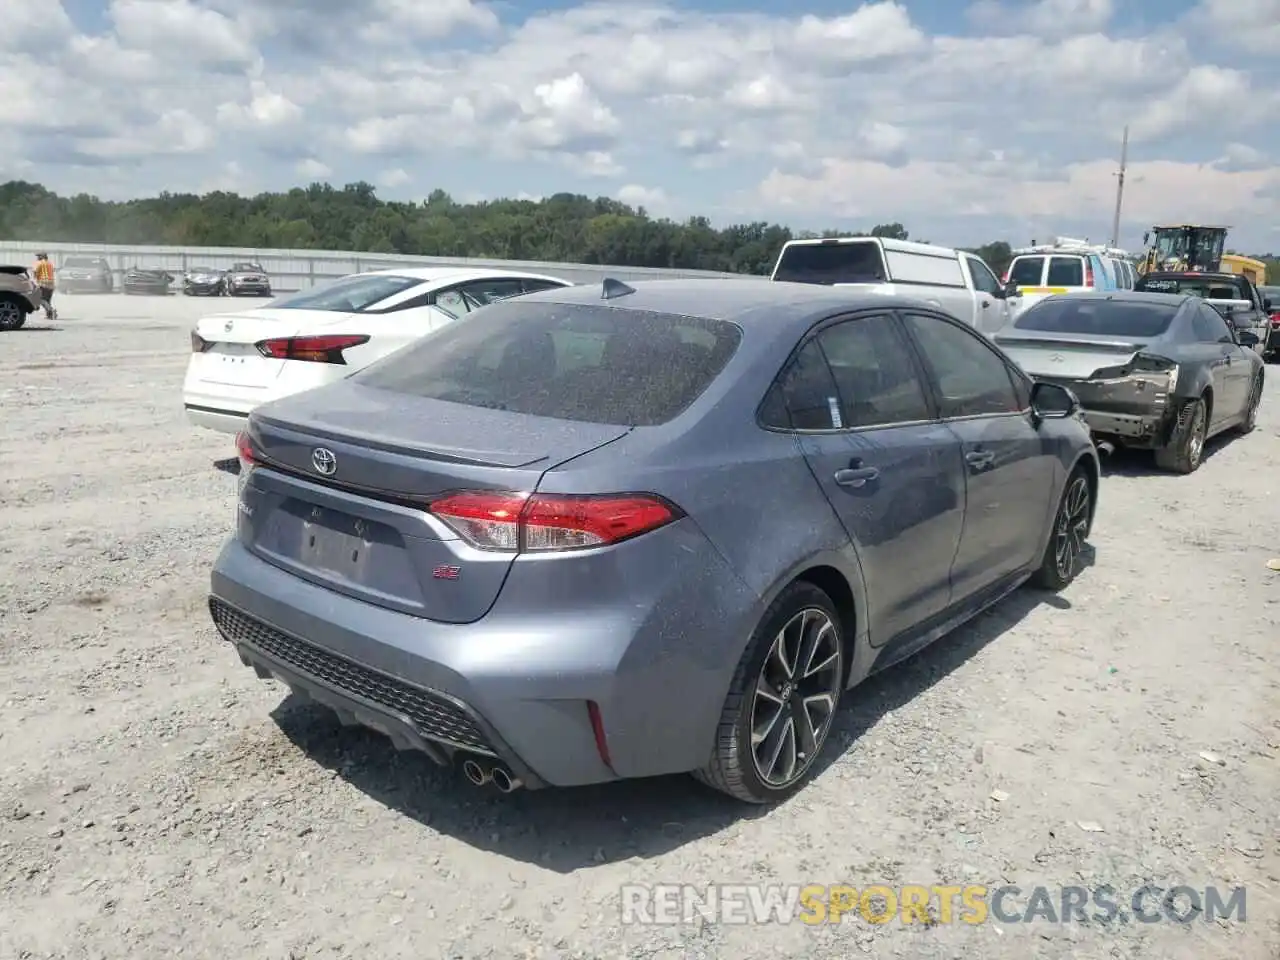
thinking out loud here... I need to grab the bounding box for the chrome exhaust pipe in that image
[462,758,491,786]
[491,766,522,793]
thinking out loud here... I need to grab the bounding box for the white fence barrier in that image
[0,240,754,292]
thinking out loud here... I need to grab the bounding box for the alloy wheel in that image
[0,300,22,330]
[1245,377,1262,430]
[749,608,842,788]
[1053,475,1090,582]
[1187,402,1207,467]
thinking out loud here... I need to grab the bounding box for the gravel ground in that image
[1,293,1278,960]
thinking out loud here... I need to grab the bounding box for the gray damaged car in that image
[995,291,1265,473]
[209,278,1100,803]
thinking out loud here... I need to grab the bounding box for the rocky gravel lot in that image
[1,294,1278,959]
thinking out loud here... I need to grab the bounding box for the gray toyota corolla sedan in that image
[210,278,1099,803]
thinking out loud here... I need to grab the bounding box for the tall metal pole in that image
[1109,126,1128,248]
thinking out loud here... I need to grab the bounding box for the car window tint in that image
[522,279,567,293]
[462,278,526,304]
[353,300,742,426]
[815,315,932,427]
[966,256,1001,295]
[902,313,1021,418]
[1047,257,1084,286]
[1008,257,1044,285]
[759,339,841,430]
[773,241,887,284]
[1192,304,1232,343]
[1013,298,1178,337]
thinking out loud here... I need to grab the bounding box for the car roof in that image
[359,266,570,286]
[1040,290,1191,307]
[516,276,958,328]
[1142,271,1241,281]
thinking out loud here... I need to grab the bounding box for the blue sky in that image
[4,0,1278,253]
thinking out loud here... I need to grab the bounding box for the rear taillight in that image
[1270,312,1280,327]
[255,334,369,364]
[191,330,211,352]
[1084,261,1094,287]
[429,491,682,552]
[235,430,257,469]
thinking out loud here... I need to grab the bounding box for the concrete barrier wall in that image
[0,240,756,292]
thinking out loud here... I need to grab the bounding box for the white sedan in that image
[182,266,572,434]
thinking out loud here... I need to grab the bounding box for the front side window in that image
[353,300,743,427]
[902,313,1021,418]
[965,256,1001,295]
[815,314,932,427]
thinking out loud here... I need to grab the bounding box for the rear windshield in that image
[1046,256,1084,286]
[1137,275,1244,299]
[1008,257,1044,285]
[271,274,420,312]
[773,241,886,284]
[353,300,743,426]
[1014,298,1177,337]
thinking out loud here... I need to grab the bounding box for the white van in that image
[770,236,1019,333]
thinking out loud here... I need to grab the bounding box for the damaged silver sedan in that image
[995,291,1265,474]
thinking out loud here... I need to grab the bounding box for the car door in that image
[963,254,1009,334]
[1191,303,1249,424]
[780,312,966,645]
[899,311,1056,597]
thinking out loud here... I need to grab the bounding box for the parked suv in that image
[0,265,42,330]
[224,262,272,296]
[59,256,114,293]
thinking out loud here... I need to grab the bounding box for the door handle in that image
[965,450,995,470]
[834,466,879,488]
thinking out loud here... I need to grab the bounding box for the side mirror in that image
[1142,232,1150,246]
[1031,380,1079,421]
[1001,279,1019,299]
[1237,331,1260,347]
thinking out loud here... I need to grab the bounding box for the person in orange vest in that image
[32,253,57,320]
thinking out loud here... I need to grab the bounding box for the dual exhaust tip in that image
[461,757,522,793]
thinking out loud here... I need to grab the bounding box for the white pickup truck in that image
[770,236,1020,334]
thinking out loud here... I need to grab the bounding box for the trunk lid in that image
[191,308,349,390]
[995,331,1151,379]
[239,380,631,622]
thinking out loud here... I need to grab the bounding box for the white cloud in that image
[296,158,332,179]
[1,0,1277,250]
[618,184,668,210]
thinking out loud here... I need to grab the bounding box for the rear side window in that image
[353,300,742,427]
[815,315,932,427]
[1047,257,1084,286]
[773,242,886,284]
[1014,298,1177,337]
[1008,257,1044,285]
[759,340,841,430]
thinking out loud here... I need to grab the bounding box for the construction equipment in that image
[1218,253,1268,285]
[1138,225,1228,275]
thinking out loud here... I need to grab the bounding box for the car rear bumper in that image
[208,525,757,787]
[61,277,111,291]
[185,402,249,434]
[1081,406,1171,447]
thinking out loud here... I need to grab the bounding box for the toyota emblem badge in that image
[311,447,337,475]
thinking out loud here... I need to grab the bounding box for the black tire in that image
[1154,396,1208,474]
[694,581,846,804]
[0,294,25,331]
[1239,372,1263,434]
[1029,466,1091,590]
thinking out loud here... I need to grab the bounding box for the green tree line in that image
[1,179,1276,281]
